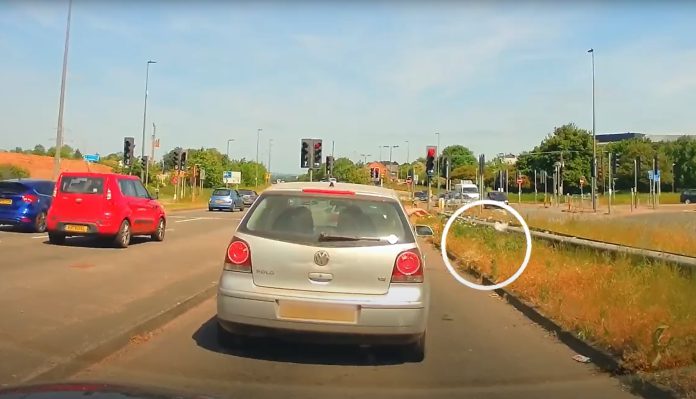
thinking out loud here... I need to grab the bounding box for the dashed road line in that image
[32,235,49,239]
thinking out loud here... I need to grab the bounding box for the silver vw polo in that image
[216,182,432,361]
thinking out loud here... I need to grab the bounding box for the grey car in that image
[237,189,258,206]
[208,188,245,212]
[216,182,433,361]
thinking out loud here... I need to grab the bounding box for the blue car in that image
[0,179,55,232]
[208,188,245,212]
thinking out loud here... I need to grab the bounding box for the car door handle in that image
[308,272,333,283]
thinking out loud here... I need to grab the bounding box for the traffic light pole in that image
[309,169,313,182]
[608,153,612,215]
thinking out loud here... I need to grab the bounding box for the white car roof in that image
[264,182,401,201]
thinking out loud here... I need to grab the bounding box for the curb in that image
[433,241,679,399]
[23,282,218,384]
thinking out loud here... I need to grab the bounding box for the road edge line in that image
[433,240,680,399]
[23,282,218,384]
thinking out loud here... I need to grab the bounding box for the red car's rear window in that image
[60,177,105,194]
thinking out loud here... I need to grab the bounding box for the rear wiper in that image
[317,233,383,242]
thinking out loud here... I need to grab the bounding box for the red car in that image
[46,172,166,248]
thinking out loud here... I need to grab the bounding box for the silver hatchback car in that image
[216,182,433,361]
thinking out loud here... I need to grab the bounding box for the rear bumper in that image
[46,220,120,236]
[0,209,36,225]
[217,272,428,343]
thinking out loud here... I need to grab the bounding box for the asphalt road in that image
[0,208,244,386]
[66,240,641,399]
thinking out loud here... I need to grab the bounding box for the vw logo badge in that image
[314,250,330,266]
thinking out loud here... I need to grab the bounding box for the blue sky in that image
[2,1,696,173]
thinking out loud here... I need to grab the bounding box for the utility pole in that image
[608,152,612,214]
[268,138,273,184]
[534,169,538,203]
[140,60,157,180]
[255,128,262,188]
[53,0,73,180]
[588,48,597,212]
[435,132,440,198]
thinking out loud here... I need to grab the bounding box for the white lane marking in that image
[32,235,49,239]
[166,228,175,232]
[174,217,205,223]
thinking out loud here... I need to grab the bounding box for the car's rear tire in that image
[209,207,214,211]
[403,333,426,363]
[113,220,131,248]
[216,322,246,349]
[151,218,165,242]
[48,232,65,245]
[33,212,47,233]
[686,199,691,204]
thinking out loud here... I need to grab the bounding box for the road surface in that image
[57,237,639,399]
[0,208,243,386]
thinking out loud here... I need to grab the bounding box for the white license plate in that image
[277,301,358,324]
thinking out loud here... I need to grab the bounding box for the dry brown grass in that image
[415,214,696,378]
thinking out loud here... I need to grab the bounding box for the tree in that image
[12,147,23,153]
[46,145,75,159]
[440,145,476,170]
[73,148,83,160]
[188,148,226,188]
[32,145,46,156]
[0,164,30,179]
[162,147,183,171]
[666,137,696,189]
[517,123,593,192]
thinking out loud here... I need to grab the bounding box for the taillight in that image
[391,249,423,283]
[223,237,252,273]
[106,188,112,200]
[52,186,57,197]
[22,194,38,203]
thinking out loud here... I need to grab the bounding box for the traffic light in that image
[426,146,436,175]
[300,139,312,168]
[326,156,334,175]
[173,148,182,170]
[179,150,188,170]
[123,137,135,166]
[591,158,596,178]
[612,153,621,175]
[313,140,323,169]
[440,157,449,178]
[141,155,149,168]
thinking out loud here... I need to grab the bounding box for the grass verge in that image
[414,213,696,396]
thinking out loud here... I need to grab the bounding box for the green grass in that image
[416,215,696,379]
[507,192,682,205]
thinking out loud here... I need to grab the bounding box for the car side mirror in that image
[414,225,434,237]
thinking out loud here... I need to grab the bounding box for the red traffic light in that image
[427,148,435,158]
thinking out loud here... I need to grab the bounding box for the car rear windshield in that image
[461,187,478,193]
[238,190,253,196]
[488,192,507,200]
[238,192,415,247]
[60,176,105,194]
[212,189,231,196]
[0,182,28,195]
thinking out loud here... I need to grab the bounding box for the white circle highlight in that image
[440,199,532,291]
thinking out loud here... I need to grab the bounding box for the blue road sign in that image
[83,154,100,162]
[648,170,653,180]
[223,171,232,179]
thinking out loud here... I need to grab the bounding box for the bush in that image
[0,164,30,179]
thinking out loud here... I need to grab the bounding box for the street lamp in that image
[226,139,235,161]
[404,140,410,179]
[435,131,440,196]
[255,128,262,188]
[53,0,73,180]
[360,154,371,164]
[672,162,676,193]
[141,60,157,179]
[268,138,273,184]
[588,48,597,212]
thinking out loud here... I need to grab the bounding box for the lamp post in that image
[226,139,235,161]
[255,128,262,188]
[588,48,597,212]
[140,60,157,179]
[435,131,440,196]
[360,154,371,164]
[53,0,73,180]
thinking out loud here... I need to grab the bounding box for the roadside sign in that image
[655,170,661,181]
[516,178,523,185]
[200,168,206,181]
[648,170,653,180]
[224,171,241,185]
[83,153,100,162]
[580,177,585,186]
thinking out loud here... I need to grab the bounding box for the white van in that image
[454,180,480,201]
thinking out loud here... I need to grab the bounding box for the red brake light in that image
[391,249,423,283]
[22,194,38,203]
[302,188,355,196]
[224,237,252,272]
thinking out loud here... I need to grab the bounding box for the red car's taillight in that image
[391,249,424,283]
[22,194,38,203]
[223,237,252,273]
